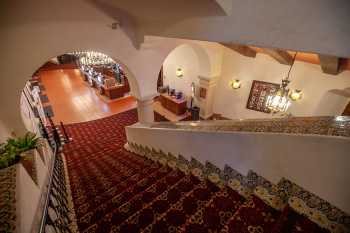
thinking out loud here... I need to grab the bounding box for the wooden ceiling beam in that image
[318,54,340,75]
[263,49,294,65]
[221,43,257,58]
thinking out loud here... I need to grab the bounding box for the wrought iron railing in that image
[38,117,72,233]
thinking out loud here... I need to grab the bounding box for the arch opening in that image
[154,43,214,122]
[21,50,139,133]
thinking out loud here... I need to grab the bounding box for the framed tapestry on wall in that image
[246,80,280,113]
[199,87,207,99]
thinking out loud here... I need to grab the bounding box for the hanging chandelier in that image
[266,52,298,113]
[69,51,114,66]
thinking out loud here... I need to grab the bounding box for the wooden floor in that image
[39,69,137,124]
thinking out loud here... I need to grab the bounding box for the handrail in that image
[60,121,70,142]
[37,114,73,233]
[37,138,58,233]
[22,90,36,115]
[136,116,350,138]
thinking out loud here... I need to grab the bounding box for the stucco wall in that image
[163,44,200,102]
[140,0,350,57]
[126,124,350,213]
[2,0,350,138]
[213,48,350,119]
[0,0,205,138]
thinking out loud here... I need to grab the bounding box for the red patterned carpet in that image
[62,109,330,233]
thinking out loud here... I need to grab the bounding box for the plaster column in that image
[197,76,218,119]
[137,95,157,123]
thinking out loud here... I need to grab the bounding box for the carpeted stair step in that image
[220,194,282,233]
[87,169,189,233]
[115,174,202,233]
[69,155,156,201]
[74,164,159,208]
[66,147,147,170]
[74,162,161,217]
[271,205,331,233]
[68,151,155,195]
[179,185,247,233]
[68,156,143,191]
[141,179,221,233]
[67,148,152,180]
[77,165,173,231]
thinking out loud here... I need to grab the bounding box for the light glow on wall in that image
[229,79,241,89]
[290,89,303,101]
[176,68,184,77]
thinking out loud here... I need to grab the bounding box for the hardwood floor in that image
[39,69,137,124]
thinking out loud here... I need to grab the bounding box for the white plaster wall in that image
[2,0,350,136]
[163,44,200,99]
[126,125,350,213]
[139,0,350,57]
[16,145,54,233]
[0,0,213,137]
[213,49,350,119]
[314,91,350,116]
[17,163,40,233]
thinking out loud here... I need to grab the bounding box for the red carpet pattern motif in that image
[62,109,340,233]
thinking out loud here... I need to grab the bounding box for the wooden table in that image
[159,94,187,115]
[153,101,191,122]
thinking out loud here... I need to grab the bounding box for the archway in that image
[20,51,139,133]
[154,43,215,122]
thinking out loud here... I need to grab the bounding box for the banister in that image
[141,116,350,138]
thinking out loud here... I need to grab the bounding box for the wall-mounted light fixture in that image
[290,89,303,101]
[176,68,184,77]
[229,79,241,89]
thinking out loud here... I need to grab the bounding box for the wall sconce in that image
[290,89,303,101]
[229,79,241,89]
[176,68,184,77]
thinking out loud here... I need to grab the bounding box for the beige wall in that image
[17,142,54,233]
[0,0,202,139]
[99,0,350,57]
[139,0,350,57]
[1,0,350,138]
[163,44,200,103]
[213,48,350,119]
[126,124,350,213]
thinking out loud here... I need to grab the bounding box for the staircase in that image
[61,110,349,233]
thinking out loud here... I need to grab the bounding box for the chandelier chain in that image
[285,52,298,81]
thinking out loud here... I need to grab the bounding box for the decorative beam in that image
[263,49,293,65]
[318,54,340,75]
[221,43,257,58]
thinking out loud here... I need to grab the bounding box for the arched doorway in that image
[155,43,215,122]
[20,51,138,133]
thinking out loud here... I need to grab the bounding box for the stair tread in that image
[71,153,157,205]
[140,179,221,233]
[179,185,246,233]
[271,206,331,233]
[115,174,202,233]
[78,165,172,230]
[221,195,281,233]
[74,163,160,216]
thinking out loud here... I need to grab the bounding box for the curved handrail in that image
[139,116,350,138]
[37,138,58,233]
